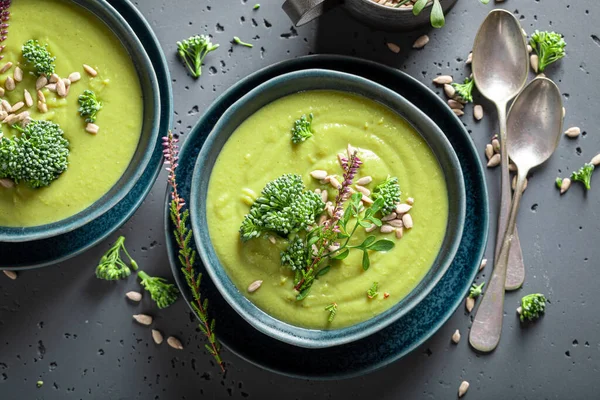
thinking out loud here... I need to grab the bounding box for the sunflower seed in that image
[68,72,81,83]
[268,235,276,244]
[24,89,33,107]
[56,78,67,97]
[487,153,501,168]
[167,336,184,350]
[83,64,98,77]
[451,329,461,344]
[11,101,24,113]
[406,197,414,205]
[562,107,566,118]
[329,176,342,190]
[458,381,470,398]
[45,83,56,92]
[465,297,475,312]
[452,109,464,117]
[396,203,412,214]
[395,227,404,239]
[126,291,142,302]
[517,306,522,315]
[4,76,14,91]
[355,184,370,196]
[13,66,23,82]
[388,219,404,228]
[474,104,483,121]
[0,178,13,188]
[0,61,12,73]
[356,176,372,185]
[492,138,500,153]
[530,54,539,73]
[466,52,473,65]
[3,270,17,280]
[248,280,263,293]
[402,213,413,229]
[479,258,487,271]
[560,177,571,194]
[412,34,429,49]
[0,87,4,97]
[321,190,328,203]
[37,90,46,103]
[310,170,328,180]
[37,101,48,113]
[36,75,48,90]
[527,44,532,53]
[386,42,400,53]
[432,75,453,85]
[361,194,373,204]
[337,152,346,167]
[591,153,600,166]
[564,127,581,138]
[3,114,18,125]
[85,123,99,135]
[448,99,464,110]
[328,243,340,252]
[365,224,377,233]
[444,84,456,98]
[485,144,494,160]
[49,73,60,83]
[380,224,395,234]
[133,314,153,325]
[381,212,397,221]
[318,214,327,226]
[1,99,10,112]
[151,329,164,345]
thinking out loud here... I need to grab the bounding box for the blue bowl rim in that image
[0,0,160,242]
[190,68,466,349]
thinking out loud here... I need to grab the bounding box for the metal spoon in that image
[472,9,529,291]
[469,77,563,352]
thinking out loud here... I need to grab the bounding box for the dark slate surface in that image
[1,0,599,398]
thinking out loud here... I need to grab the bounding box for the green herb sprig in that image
[233,36,253,48]
[325,302,338,322]
[95,236,138,280]
[367,282,379,299]
[469,282,485,299]
[164,131,224,372]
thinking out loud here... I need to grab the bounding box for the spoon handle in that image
[470,171,528,352]
[495,106,526,291]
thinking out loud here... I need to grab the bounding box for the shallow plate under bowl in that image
[189,69,466,349]
[0,0,160,242]
[165,55,488,379]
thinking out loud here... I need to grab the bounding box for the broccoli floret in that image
[239,174,325,241]
[0,133,13,179]
[570,163,594,190]
[176,35,219,79]
[22,39,55,76]
[281,236,308,271]
[137,271,180,309]
[78,90,102,123]
[452,77,475,103]
[555,177,563,189]
[291,113,314,144]
[95,236,138,280]
[530,30,566,72]
[469,282,485,298]
[519,293,546,322]
[9,121,69,188]
[372,176,401,216]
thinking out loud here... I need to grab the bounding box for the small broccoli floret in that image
[95,236,139,280]
[519,293,546,322]
[555,177,563,189]
[281,236,308,271]
[570,163,594,190]
[78,90,102,123]
[291,113,314,144]
[22,39,55,76]
[452,77,475,103]
[137,271,180,309]
[530,30,566,72]
[0,132,13,179]
[176,35,219,79]
[469,282,485,298]
[10,121,69,188]
[240,174,325,241]
[372,176,401,216]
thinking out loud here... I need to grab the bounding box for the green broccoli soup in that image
[0,0,143,227]
[207,90,449,329]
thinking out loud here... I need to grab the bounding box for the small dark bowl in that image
[0,0,160,242]
[190,69,466,348]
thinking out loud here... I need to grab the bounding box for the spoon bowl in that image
[507,77,564,171]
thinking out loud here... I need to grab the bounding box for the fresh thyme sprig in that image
[0,0,10,58]
[163,131,224,372]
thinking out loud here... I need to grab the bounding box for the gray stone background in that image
[1,0,599,398]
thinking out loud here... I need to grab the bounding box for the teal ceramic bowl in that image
[0,0,160,242]
[190,69,465,349]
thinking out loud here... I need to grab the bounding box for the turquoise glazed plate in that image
[164,55,488,379]
[189,68,466,349]
[0,0,172,268]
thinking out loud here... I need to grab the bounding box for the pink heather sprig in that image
[331,149,362,223]
[0,0,10,58]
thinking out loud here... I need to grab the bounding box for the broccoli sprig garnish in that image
[291,113,314,144]
[176,34,219,79]
[281,236,308,271]
[137,271,180,309]
[240,174,324,241]
[570,163,595,190]
[95,236,138,280]
[469,282,485,298]
[452,77,475,103]
[8,121,70,188]
[78,90,102,123]
[372,176,401,216]
[530,30,566,72]
[22,39,55,76]
[519,293,546,322]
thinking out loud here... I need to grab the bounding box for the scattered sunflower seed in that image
[448,99,464,110]
[355,176,372,185]
[24,89,33,107]
[479,258,487,271]
[412,34,429,49]
[132,314,153,325]
[310,170,328,180]
[85,123,99,135]
[401,213,413,229]
[49,73,59,83]
[0,178,14,188]
[68,72,81,83]
[248,280,263,293]
[530,54,539,73]
[36,76,48,90]
[433,75,453,85]
[388,219,404,228]
[126,291,142,302]
[381,212,397,221]
[380,224,395,234]
[444,84,456,98]
[453,109,465,117]
[406,197,414,205]
[564,127,581,138]
[152,329,164,345]
[395,227,404,239]
[492,138,500,153]
[465,296,475,312]
[451,329,461,344]
[487,153,501,168]
[83,64,98,77]
[474,104,483,121]
[386,42,400,53]
[591,153,600,167]
[0,61,12,73]
[167,336,184,350]
[361,194,374,204]
[466,52,473,65]
[355,184,371,196]
[4,76,15,91]
[11,101,24,113]
[13,66,23,82]
[396,203,412,214]
[485,144,494,160]
[329,176,342,190]
[560,177,571,194]
[458,381,470,398]
[3,270,17,280]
